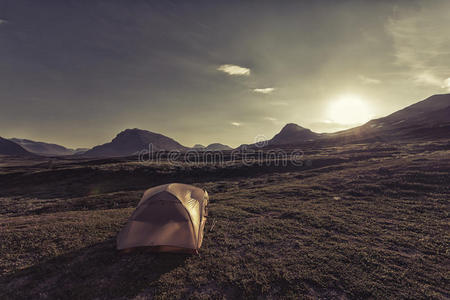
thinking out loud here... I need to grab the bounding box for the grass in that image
[0,140,449,299]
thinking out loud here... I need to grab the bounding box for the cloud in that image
[358,75,381,84]
[414,73,450,92]
[217,64,250,76]
[253,87,275,94]
[442,78,450,91]
[386,3,450,91]
[264,117,277,121]
[415,72,442,86]
[231,122,241,126]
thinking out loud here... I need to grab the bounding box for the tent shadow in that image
[3,238,190,299]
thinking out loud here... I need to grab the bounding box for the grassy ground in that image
[0,141,449,299]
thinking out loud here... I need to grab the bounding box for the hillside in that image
[329,94,450,143]
[10,138,76,156]
[0,137,33,156]
[260,94,450,148]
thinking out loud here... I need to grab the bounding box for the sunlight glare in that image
[327,95,372,125]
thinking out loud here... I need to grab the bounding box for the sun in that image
[326,94,372,125]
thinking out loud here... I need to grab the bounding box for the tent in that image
[117,183,209,254]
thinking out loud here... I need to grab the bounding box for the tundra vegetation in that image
[0,140,449,299]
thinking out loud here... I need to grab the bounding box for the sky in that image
[1,0,449,148]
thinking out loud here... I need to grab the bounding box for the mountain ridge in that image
[10,138,79,156]
[327,93,450,143]
[3,94,449,157]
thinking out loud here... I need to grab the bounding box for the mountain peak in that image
[280,123,309,133]
[84,128,187,157]
[270,123,319,145]
[193,144,206,149]
[205,143,233,151]
[191,143,232,150]
[122,128,145,133]
[116,128,151,137]
[112,128,162,144]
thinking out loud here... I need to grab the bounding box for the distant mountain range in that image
[1,94,449,157]
[192,143,233,151]
[9,138,88,156]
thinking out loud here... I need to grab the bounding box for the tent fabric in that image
[117,183,209,253]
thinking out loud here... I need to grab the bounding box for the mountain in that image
[192,143,232,151]
[10,138,76,156]
[269,123,320,145]
[0,137,33,156]
[193,144,206,149]
[73,148,89,155]
[247,94,450,148]
[235,123,319,149]
[84,128,188,157]
[204,143,233,151]
[329,93,450,143]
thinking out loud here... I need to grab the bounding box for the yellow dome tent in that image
[117,183,209,254]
